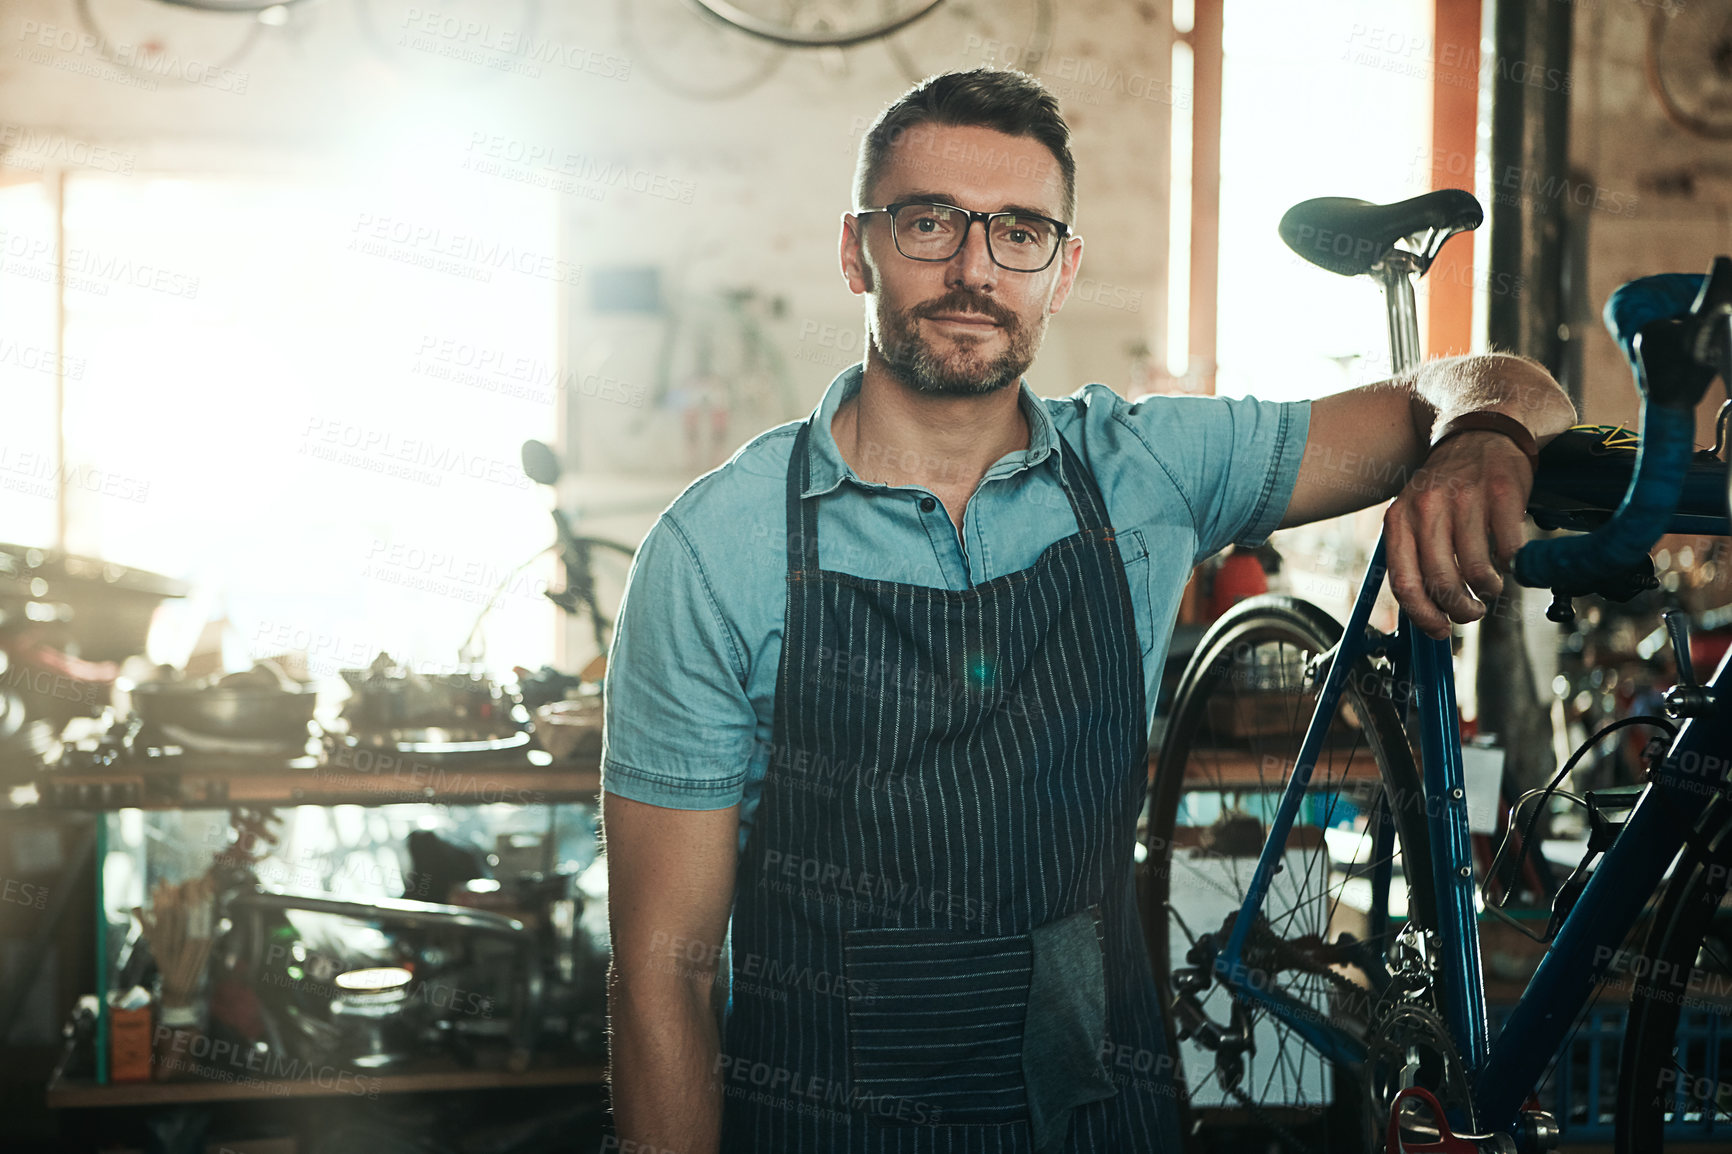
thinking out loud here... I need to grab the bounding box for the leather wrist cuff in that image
[1429,410,1539,470]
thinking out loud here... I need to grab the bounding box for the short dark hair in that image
[853,68,1077,225]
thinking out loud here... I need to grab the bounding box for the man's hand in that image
[1383,430,1535,640]
[1279,353,1576,638]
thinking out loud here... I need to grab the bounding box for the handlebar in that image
[1510,404,1695,593]
[1603,273,1708,360]
[1512,263,1732,594]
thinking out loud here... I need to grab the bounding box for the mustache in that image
[912,290,1016,327]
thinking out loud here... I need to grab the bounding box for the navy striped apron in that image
[719,414,1182,1152]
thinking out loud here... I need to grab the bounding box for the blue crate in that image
[1489,1002,1727,1143]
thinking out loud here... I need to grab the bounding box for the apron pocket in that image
[1024,905,1117,1152]
[844,927,1033,1126]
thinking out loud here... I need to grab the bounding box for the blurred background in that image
[2,0,1730,1151]
[0,0,1439,685]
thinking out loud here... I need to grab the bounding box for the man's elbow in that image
[610,922,727,1009]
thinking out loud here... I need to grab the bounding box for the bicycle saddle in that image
[1279,189,1483,277]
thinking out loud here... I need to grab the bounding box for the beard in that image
[872,288,1043,397]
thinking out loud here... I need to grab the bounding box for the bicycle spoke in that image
[1320,791,1389,942]
[1670,1054,1732,1123]
[1148,602,1430,1154]
[1287,740,1368,934]
[1291,1018,1315,1114]
[1257,1018,1287,1104]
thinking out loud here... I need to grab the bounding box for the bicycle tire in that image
[1141,594,1440,1153]
[1616,793,1732,1151]
[618,0,788,101]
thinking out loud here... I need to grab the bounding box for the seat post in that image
[1375,239,1496,1085]
[1377,250,1425,376]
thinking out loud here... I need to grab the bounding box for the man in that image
[603,68,1575,1152]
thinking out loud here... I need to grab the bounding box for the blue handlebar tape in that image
[1516,272,1707,590]
[1603,274,1706,361]
[1513,402,1695,591]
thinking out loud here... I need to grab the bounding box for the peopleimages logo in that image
[14,20,249,94]
[299,417,534,491]
[396,9,632,81]
[955,40,1192,109]
[412,335,647,408]
[1,877,47,910]
[462,134,696,205]
[759,849,990,923]
[150,1028,383,1098]
[0,125,133,174]
[1343,25,1571,95]
[647,929,878,1001]
[347,213,583,286]
[0,448,150,505]
[1409,145,1639,218]
[0,228,201,298]
[712,1055,944,1125]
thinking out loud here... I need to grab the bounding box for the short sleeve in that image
[1190,395,1309,557]
[1099,391,1310,564]
[600,514,756,810]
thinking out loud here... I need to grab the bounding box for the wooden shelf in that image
[225,763,602,807]
[1149,745,1387,789]
[32,757,602,810]
[46,1056,606,1108]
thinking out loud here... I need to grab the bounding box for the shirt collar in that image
[802,363,1062,498]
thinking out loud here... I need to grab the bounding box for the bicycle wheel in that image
[1617,794,1732,1151]
[1142,595,1443,1153]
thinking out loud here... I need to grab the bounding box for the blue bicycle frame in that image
[1212,514,1732,1134]
[1207,264,1732,1138]
[1211,532,1490,1075]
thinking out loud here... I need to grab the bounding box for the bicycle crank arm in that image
[1387,1087,1516,1154]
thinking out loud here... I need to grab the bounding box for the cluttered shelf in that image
[0,518,620,1137]
[15,652,610,812]
[45,1056,607,1108]
[63,797,612,1110]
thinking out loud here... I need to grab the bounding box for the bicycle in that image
[455,438,641,681]
[1139,187,1732,1153]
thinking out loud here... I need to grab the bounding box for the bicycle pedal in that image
[1386,1087,1516,1154]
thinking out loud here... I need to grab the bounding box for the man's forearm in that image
[609,966,724,1154]
[1407,352,1578,442]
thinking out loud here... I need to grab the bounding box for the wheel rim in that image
[1141,599,1437,1151]
[1619,808,1732,1150]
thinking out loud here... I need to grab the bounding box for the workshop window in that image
[1214,0,1435,402]
[0,180,62,548]
[25,171,564,681]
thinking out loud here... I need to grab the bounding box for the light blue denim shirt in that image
[601,365,1311,853]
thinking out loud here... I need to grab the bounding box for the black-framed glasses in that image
[857,201,1071,272]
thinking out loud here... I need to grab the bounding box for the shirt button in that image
[919,497,937,513]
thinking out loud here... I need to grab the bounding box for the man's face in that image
[841,123,1083,397]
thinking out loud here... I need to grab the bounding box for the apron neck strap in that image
[787,419,822,574]
[1050,422,1112,536]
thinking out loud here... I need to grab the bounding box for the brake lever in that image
[1633,317,1720,412]
[1686,255,1732,383]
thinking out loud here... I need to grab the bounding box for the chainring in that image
[1365,999,1475,1134]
